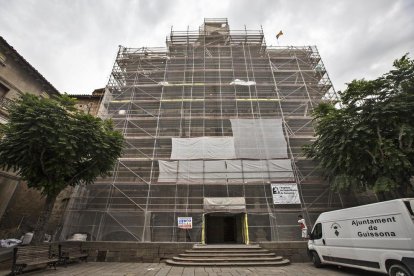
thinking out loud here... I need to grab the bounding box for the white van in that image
[308,198,414,276]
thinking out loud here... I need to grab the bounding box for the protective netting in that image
[170,119,288,160]
[158,159,294,183]
[171,137,236,159]
[59,20,343,243]
[231,119,288,159]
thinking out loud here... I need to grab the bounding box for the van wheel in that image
[311,251,322,268]
[389,264,412,276]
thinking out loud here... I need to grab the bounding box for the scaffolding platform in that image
[60,18,348,244]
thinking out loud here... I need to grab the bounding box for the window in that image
[312,223,323,239]
[0,82,10,97]
[0,52,6,66]
[40,92,50,98]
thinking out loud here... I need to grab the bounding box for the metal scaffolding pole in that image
[61,19,345,243]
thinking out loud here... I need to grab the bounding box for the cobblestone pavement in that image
[0,262,384,276]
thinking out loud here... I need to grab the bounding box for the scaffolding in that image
[60,18,345,242]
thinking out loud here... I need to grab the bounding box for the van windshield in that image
[404,200,414,216]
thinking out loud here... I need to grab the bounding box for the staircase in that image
[166,244,290,266]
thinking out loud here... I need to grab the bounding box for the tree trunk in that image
[33,196,57,244]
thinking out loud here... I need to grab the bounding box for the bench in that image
[11,244,58,275]
[58,243,88,266]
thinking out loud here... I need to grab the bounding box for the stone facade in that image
[61,18,352,244]
[259,241,309,263]
[69,88,104,116]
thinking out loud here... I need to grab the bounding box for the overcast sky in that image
[1,0,413,94]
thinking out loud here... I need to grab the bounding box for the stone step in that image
[193,244,261,249]
[166,244,290,267]
[166,259,291,266]
[185,249,270,254]
[173,256,284,262]
[179,252,276,257]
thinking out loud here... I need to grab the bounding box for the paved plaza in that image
[0,262,383,276]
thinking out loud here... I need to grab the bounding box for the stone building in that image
[60,19,353,243]
[69,88,104,116]
[0,36,60,238]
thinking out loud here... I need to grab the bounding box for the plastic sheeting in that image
[226,159,294,183]
[229,79,256,86]
[170,137,236,160]
[178,160,204,181]
[158,161,178,182]
[203,197,246,213]
[170,119,287,160]
[230,119,288,159]
[158,159,294,183]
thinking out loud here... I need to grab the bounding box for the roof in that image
[68,94,102,99]
[68,88,105,99]
[0,36,60,96]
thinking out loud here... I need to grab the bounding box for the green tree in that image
[0,94,124,242]
[304,54,414,198]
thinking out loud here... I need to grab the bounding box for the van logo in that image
[331,223,341,237]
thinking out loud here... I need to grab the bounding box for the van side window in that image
[313,223,323,239]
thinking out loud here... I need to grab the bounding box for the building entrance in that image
[205,213,244,244]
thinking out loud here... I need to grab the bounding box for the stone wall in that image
[77,242,195,263]
[0,185,73,240]
[47,187,74,239]
[0,173,19,223]
[73,97,101,116]
[0,182,45,238]
[259,241,309,262]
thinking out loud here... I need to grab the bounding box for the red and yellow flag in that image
[276,30,283,39]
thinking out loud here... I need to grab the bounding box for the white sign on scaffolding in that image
[271,183,301,204]
[177,217,193,229]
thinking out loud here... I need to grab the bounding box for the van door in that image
[310,223,328,259]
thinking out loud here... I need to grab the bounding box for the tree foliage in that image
[0,93,124,241]
[0,93,124,198]
[304,55,414,196]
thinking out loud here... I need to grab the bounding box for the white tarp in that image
[204,160,227,183]
[203,197,246,213]
[229,79,256,86]
[170,137,236,160]
[225,160,243,180]
[268,160,294,179]
[178,160,204,182]
[158,161,178,182]
[230,119,288,159]
[158,159,294,183]
[240,159,294,182]
[226,159,293,183]
[271,183,301,204]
